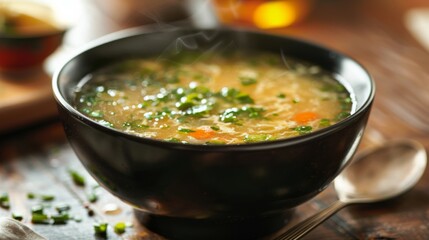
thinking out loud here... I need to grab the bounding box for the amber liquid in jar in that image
[211,0,313,29]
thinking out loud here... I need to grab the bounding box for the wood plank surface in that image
[2,0,429,239]
[0,68,58,133]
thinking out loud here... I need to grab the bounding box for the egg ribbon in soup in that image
[75,51,353,145]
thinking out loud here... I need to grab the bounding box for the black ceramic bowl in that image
[53,27,374,239]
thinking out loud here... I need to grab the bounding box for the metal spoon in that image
[274,139,427,240]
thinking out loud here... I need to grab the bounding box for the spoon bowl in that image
[336,139,427,203]
[275,139,427,240]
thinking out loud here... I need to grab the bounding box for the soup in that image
[0,4,59,35]
[75,51,353,144]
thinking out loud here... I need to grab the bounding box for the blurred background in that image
[2,0,429,70]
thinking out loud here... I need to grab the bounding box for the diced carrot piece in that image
[189,129,215,140]
[293,112,318,124]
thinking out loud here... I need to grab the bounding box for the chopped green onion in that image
[89,110,103,118]
[236,93,254,104]
[97,120,113,128]
[239,76,257,86]
[122,121,149,130]
[41,194,55,201]
[0,193,8,202]
[27,193,36,199]
[51,213,70,224]
[336,112,350,120]
[69,169,85,186]
[178,128,195,133]
[0,201,10,209]
[219,108,239,123]
[219,107,265,124]
[319,118,331,127]
[321,83,346,93]
[31,205,44,214]
[218,87,254,104]
[87,192,98,203]
[165,138,181,143]
[94,222,108,236]
[210,126,220,131]
[293,126,313,135]
[12,213,23,221]
[0,193,9,209]
[114,222,126,234]
[277,93,286,99]
[55,203,71,213]
[244,134,274,143]
[31,213,49,224]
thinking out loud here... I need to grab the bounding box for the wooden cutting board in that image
[0,67,58,133]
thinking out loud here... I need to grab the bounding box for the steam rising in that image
[156,30,235,67]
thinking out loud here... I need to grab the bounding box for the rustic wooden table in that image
[1,0,429,239]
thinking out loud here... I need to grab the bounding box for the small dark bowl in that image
[53,27,375,239]
[0,31,66,71]
[0,1,67,71]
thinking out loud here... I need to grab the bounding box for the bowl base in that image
[134,209,294,240]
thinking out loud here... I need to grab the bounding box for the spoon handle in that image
[274,201,348,240]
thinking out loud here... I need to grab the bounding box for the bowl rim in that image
[0,29,67,40]
[52,26,375,151]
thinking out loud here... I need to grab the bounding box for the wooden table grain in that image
[2,0,429,239]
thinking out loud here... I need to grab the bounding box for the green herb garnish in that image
[31,205,44,214]
[31,213,49,224]
[339,97,353,110]
[98,120,113,128]
[277,93,286,99]
[293,126,313,135]
[89,110,103,118]
[41,194,55,201]
[123,121,149,130]
[210,126,220,131]
[240,76,257,86]
[244,134,274,143]
[336,112,350,120]
[114,222,126,234]
[87,192,98,203]
[94,222,108,236]
[322,83,346,93]
[55,203,71,213]
[319,118,331,127]
[205,140,226,145]
[0,193,9,209]
[51,213,70,224]
[12,213,23,221]
[69,170,85,186]
[236,93,254,104]
[219,107,265,123]
[178,128,195,133]
[218,87,254,104]
[166,138,181,143]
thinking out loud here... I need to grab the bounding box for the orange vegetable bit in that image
[293,112,318,124]
[189,129,216,140]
